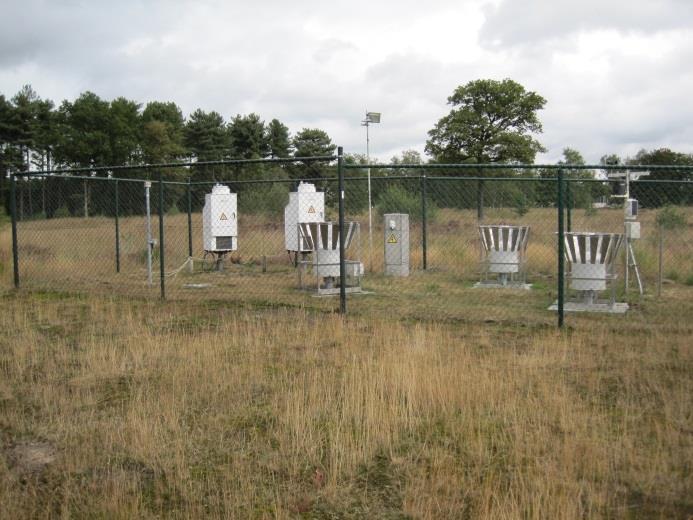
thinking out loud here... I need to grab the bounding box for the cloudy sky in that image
[1,0,692,163]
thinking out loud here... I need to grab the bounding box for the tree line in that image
[1,79,692,218]
[0,85,338,175]
[0,85,341,216]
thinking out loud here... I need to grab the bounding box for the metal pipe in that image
[347,163,693,172]
[421,174,428,270]
[366,124,373,272]
[337,146,346,314]
[187,177,193,259]
[18,181,23,221]
[658,224,663,298]
[14,155,337,177]
[477,179,484,221]
[557,169,565,328]
[20,170,692,186]
[114,179,120,273]
[10,175,19,288]
[566,180,572,232]
[624,171,631,293]
[15,160,693,179]
[145,181,153,286]
[158,172,166,300]
[83,179,88,218]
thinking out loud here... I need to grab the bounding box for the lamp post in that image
[361,111,380,270]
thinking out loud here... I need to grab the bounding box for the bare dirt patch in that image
[5,440,56,478]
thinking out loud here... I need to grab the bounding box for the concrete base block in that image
[312,289,374,298]
[474,281,532,290]
[548,301,629,314]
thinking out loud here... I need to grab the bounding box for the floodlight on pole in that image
[361,111,381,271]
[366,112,381,123]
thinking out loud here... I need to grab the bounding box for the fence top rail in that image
[7,173,420,185]
[11,173,344,186]
[344,162,693,172]
[9,173,693,186]
[189,177,333,186]
[336,175,692,184]
[10,155,337,177]
[11,158,693,180]
[426,176,693,184]
[12,173,167,184]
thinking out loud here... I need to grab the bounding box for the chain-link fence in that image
[342,165,693,328]
[4,155,692,328]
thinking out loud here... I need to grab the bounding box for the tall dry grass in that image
[1,294,691,518]
[10,206,693,294]
[4,206,690,334]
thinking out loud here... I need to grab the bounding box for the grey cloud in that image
[312,39,358,64]
[481,0,693,47]
[1,0,692,164]
[535,38,693,162]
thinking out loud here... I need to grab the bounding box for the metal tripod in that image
[608,169,649,298]
[625,237,644,295]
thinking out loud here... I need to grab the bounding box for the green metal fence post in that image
[10,175,20,288]
[187,177,193,259]
[421,173,428,270]
[158,172,166,300]
[477,179,484,220]
[566,178,572,232]
[114,179,120,273]
[337,146,346,314]
[557,169,565,328]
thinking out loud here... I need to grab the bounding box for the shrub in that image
[54,206,71,219]
[137,243,159,266]
[376,184,436,222]
[583,202,597,217]
[656,205,686,230]
[665,270,680,282]
[513,192,530,217]
[238,184,289,215]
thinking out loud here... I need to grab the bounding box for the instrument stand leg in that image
[625,239,630,292]
[628,241,644,295]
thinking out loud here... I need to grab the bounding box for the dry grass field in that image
[1,207,692,518]
[0,291,691,518]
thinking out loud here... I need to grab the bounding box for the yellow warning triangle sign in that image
[387,233,397,244]
[219,212,228,220]
[307,205,316,214]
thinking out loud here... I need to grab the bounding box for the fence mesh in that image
[3,160,692,328]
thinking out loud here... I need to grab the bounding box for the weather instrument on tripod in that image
[608,169,649,295]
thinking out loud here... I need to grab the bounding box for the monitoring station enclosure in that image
[285,182,325,264]
[202,184,238,271]
[384,213,410,277]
